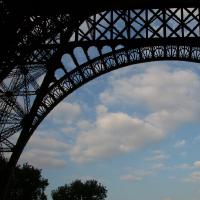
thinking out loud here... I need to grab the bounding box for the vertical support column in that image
[127,10,131,40]
[0,123,33,200]
[111,10,114,40]
[198,7,200,37]
[181,8,184,37]
[145,9,149,39]
[163,8,167,58]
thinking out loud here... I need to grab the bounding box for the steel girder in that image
[1,4,200,199]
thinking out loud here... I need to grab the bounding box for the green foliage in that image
[0,155,49,200]
[51,179,107,200]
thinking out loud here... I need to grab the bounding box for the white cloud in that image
[120,170,153,182]
[174,140,186,148]
[185,171,200,182]
[96,105,108,117]
[70,107,165,163]
[175,160,200,171]
[194,161,200,168]
[145,150,169,162]
[77,120,94,131]
[21,149,66,169]
[101,65,200,109]
[67,64,200,163]
[21,133,69,168]
[27,134,70,152]
[49,102,81,125]
[61,127,76,134]
[32,64,200,165]
[100,65,200,131]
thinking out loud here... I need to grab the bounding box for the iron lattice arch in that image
[1,1,200,191]
[1,1,200,198]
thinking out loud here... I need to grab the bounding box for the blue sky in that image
[20,61,200,200]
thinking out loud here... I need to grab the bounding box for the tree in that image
[51,179,107,200]
[0,155,49,200]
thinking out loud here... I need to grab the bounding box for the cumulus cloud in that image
[27,134,70,152]
[77,120,94,131]
[29,64,200,165]
[194,161,200,168]
[49,102,81,125]
[69,65,200,163]
[100,65,200,131]
[101,65,200,109]
[185,171,200,182]
[175,160,200,171]
[70,106,164,163]
[20,133,69,169]
[21,149,66,169]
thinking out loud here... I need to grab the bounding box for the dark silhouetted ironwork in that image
[1,0,200,199]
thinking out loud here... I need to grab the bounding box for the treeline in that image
[0,156,107,200]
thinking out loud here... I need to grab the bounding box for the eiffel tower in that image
[1,0,200,199]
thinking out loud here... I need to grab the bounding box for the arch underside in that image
[3,4,200,200]
[2,43,200,153]
[32,43,200,131]
[2,7,200,154]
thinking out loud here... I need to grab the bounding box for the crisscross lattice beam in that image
[2,4,200,200]
[1,6,200,153]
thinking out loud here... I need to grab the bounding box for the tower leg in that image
[0,131,30,200]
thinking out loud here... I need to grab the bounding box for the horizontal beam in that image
[5,0,200,15]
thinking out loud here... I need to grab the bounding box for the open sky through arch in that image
[19,61,200,200]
